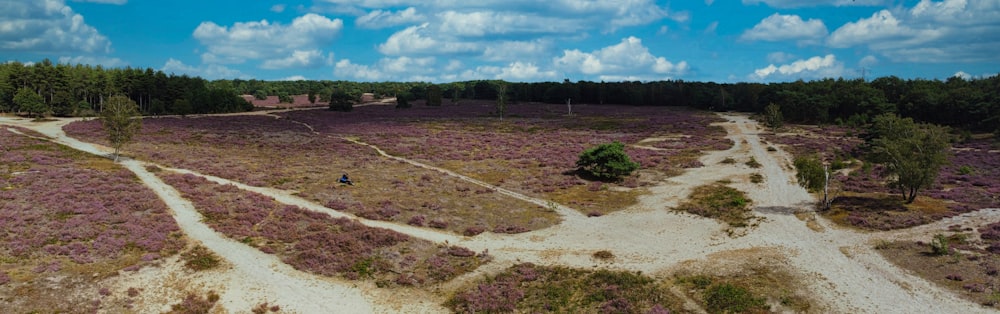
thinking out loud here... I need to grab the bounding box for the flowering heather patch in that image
[766,125,1000,229]
[447,263,679,313]
[281,103,730,214]
[65,115,559,234]
[0,129,184,312]
[878,240,1000,307]
[159,172,485,285]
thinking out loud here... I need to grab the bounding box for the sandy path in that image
[3,113,996,313]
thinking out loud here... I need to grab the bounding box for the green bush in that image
[576,141,639,181]
[705,283,767,313]
[794,156,825,192]
[930,234,950,256]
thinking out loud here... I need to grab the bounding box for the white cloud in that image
[260,50,332,69]
[458,62,557,81]
[741,14,827,44]
[767,52,795,63]
[70,0,127,4]
[750,54,845,80]
[0,0,111,54]
[161,58,249,80]
[827,1,1000,63]
[555,36,688,79]
[704,21,719,34]
[193,13,343,68]
[742,0,889,8]
[322,0,683,32]
[356,7,425,29]
[57,55,125,67]
[953,71,972,80]
[482,40,551,62]
[437,11,583,37]
[270,4,286,13]
[333,59,386,81]
[859,55,878,67]
[280,75,308,81]
[377,23,479,55]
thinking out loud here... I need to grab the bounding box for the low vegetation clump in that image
[447,263,680,313]
[675,184,757,228]
[673,251,813,313]
[160,172,486,286]
[824,194,952,230]
[877,231,1000,308]
[181,245,221,271]
[167,291,220,314]
[0,129,184,312]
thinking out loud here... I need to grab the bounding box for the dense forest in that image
[0,59,251,116]
[229,76,999,133]
[3,59,998,134]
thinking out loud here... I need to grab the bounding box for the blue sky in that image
[2,0,998,82]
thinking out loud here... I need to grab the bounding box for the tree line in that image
[233,76,999,134]
[0,59,251,117]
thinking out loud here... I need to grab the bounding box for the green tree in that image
[395,92,411,109]
[494,81,507,120]
[14,87,47,117]
[867,114,951,203]
[426,85,443,106]
[329,89,354,112]
[763,103,783,129]
[253,90,267,100]
[576,141,640,181]
[101,95,142,162]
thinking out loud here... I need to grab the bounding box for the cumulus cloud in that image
[321,0,682,30]
[70,0,127,4]
[953,71,972,80]
[260,50,334,69]
[555,36,688,79]
[377,23,479,55]
[193,13,343,68]
[741,14,827,44]
[742,0,889,8]
[1,0,111,54]
[482,40,552,62]
[767,52,796,63]
[57,55,125,67]
[356,7,424,29]
[161,58,249,80]
[456,62,557,81]
[750,54,845,80]
[827,1,1000,62]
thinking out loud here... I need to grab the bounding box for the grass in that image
[447,263,681,313]
[675,184,758,229]
[822,192,953,230]
[181,245,221,271]
[877,238,1000,308]
[673,248,814,313]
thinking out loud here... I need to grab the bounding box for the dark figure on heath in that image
[339,173,353,185]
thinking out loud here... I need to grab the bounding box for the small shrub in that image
[127,287,140,297]
[447,246,476,257]
[930,234,950,256]
[946,274,964,281]
[429,219,449,229]
[749,173,764,184]
[745,157,762,168]
[168,291,220,314]
[721,157,736,164]
[576,141,640,181]
[463,226,486,236]
[766,146,777,152]
[704,283,767,313]
[182,245,221,271]
[958,165,974,175]
[592,250,615,260]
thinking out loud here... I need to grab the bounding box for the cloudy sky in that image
[2,0,998,82]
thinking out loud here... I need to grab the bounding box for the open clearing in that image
[2,103,998,313]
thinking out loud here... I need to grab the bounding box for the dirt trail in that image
[2,113,995,313]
